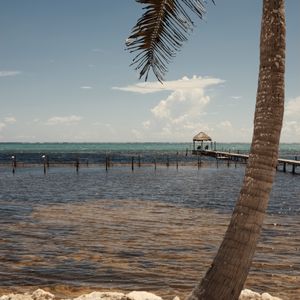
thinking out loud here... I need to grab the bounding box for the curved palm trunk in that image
[188,1,286,299]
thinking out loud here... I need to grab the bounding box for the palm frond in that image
[126,0,214,82]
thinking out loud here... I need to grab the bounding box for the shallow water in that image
[0,166,299,299]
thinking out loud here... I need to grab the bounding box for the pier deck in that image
[193,150,300,174]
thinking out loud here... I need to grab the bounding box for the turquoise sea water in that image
[0,142,299,164]
[0,142,300,153]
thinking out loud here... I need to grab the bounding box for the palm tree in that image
[127,0,286,299]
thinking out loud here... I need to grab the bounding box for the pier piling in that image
[192,149,300,174]
[11,155,16,174]
[76,157,79,173]
[197,154,201,169]
[42,155,47,174]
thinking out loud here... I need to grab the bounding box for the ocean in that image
[0,142,299,165]
[0,143,299,299]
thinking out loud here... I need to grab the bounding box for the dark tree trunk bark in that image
[187,1,286,299]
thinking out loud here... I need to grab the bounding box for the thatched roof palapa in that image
[193,132,212,142]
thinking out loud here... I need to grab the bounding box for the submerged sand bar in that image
[0,200,299,299]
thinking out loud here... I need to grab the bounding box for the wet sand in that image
[0,199,299,299]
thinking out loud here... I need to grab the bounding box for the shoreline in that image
[0,288,283,300]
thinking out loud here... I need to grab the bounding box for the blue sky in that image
[0,0,299,143]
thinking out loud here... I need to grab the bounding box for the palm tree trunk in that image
[187,1,286,299]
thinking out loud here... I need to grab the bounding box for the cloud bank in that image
[0,70,21,77]
[80,86,92,89]
[115,75,225,141]
[46,115,83,126]
[114,75,223,94]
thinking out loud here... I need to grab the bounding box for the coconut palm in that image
[127,0,286,299]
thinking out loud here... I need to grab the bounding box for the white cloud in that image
[0,70,21,77]
[0,122,6,131]
[46,115,83,126]
[218,120,232,129]
[279,96,300,142]
[142,120,151,129]
[15,134,37,141]
[115,75,224,141]
[285,96,300,117]
[131,129,143,140]
[80,86,92,89]
[213,121,252,142]
[231,96,242,100]
[151,88,210,122]
[0,116,17,132]
[4,116,17,124]
[282,121,300,142]
[283,121,300,133]
[113,75,224,94]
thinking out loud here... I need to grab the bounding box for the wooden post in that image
[105,156,108,171]
[154,157,157,170]
[42,155,47,174]
[197,154,201,169]
[166,156,169,168]
[131,156,134,171]
[138,155,141,168]
[46,155,49,169]
[292,164,296,174]
[176,152,179,170]
[283,162,286,172]
[11,155,16,174]
[76,157,79,173]
[216,156,219,168]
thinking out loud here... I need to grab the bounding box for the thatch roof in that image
[193,131,212,142]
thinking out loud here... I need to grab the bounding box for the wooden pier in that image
[193,150,300,174]
[278,157,300,174]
